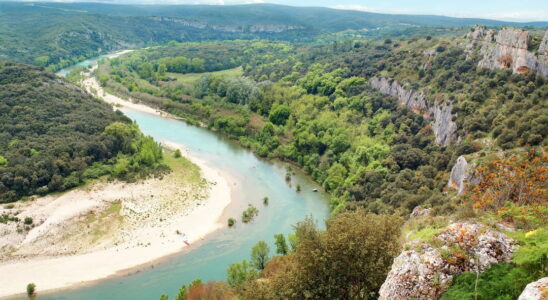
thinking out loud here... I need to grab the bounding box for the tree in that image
[34,56,50,66]
[26,283,36,300]
[98,74,109,86]
[269,105,291,125]
[250,241,270,270]
[157,63,167,77]
[159,294,168,300]
[174,285,187,300]
[274,234,288,255]
[0,155,7,166]
[251,211,402,300]
[227,260,256,290]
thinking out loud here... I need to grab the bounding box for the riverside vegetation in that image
[90,28,547,299]
[0,2,546,299]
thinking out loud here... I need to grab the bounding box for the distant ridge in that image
[1,2,547,29]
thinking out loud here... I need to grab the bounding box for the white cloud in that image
[330,5,379,13]
[331,4,547,22]
[464,11,548,22]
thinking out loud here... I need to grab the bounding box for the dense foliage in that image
[0,62,163,202]
[100,35,546,300]
[99,33,548,216]
[224,211,403,300]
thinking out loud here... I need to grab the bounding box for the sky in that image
[16,0,548,22]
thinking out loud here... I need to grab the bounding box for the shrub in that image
[254,211,403,299]
[174,149,182,158]
[24,217,33,225]
[242,205,259,223]
[26,283,36,299]
[440,263,535,300]
[470,149,546,211]
[228,218,236,227]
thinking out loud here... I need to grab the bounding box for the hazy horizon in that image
[4,0,548,22]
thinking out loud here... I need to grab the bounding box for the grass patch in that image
[402,215,449,243]
[440,263,536,300]
[162,148,202,185]
[166,67,243,85]
[86,200,123,244]
[408,227,444,242]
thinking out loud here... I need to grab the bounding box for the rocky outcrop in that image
[369,77,457,146]
[537,31,548,77]
[447,156,479,194]
[379,223,516,300]
[518,277,548,300]
[410,206,431,218]
[466,25,494,42]
[476,27,548,77]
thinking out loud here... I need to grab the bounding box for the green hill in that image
[0,62,163,202]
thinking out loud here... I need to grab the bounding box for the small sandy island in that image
[0,63,233,298]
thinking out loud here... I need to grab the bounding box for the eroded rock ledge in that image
[472,26,548,77]
[379,223,516,300]
[370,77,457,146]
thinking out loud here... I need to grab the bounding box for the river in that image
[55,51,132,78]
[41,59,330,299]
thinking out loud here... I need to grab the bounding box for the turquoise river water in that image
[35,62,331,299]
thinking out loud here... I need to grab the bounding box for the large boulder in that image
[518,277,548,300]
[379,223,516,300]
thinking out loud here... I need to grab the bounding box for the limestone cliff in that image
[369,77,457,146]
[475,27,548,77]
[379,223,516,300]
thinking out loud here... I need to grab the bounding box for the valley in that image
[0,2,546,300]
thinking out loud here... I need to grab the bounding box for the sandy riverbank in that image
[0,67,233,298]
[82,64,178,119]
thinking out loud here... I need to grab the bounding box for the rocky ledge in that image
[370,77,457,146]
[473,26,548,77]
[379,223,516,300]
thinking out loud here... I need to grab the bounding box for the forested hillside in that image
[0,62,163,203]
[93,29,547,299]
[2,2,547,72]
[97,32,547,214]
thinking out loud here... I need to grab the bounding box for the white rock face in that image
[466,25,494,42]
[369,77,457,146]
[447,156,471,194]
[518,277,548,300]
[477,27,548,77]
[379,223,516,300]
